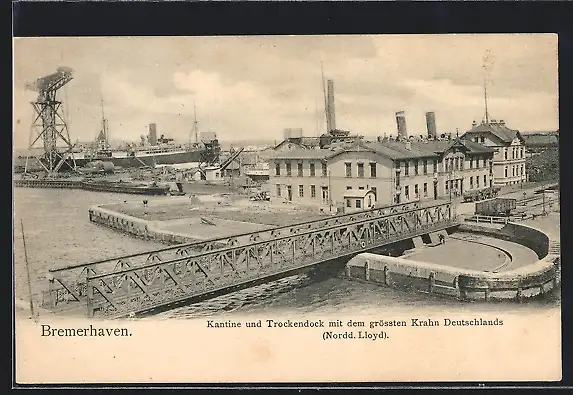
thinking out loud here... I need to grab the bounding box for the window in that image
[346,199,351,208]
[311,185,316,198]
[276,184,281,197]
[504,149,508,160]
[445,181,449,191]
[405,185,410,199]
[476,175,480,188]
[346,186,352,190]
[322,163,327,177]
[275,163,281,176]
[297,163,303,177]
[298,185,304,197]
[404,162,409,176]
[423,183,428,197]
[371,186,377,197]
[504,167,508,178]
[512,167,515,177]
[309,163,315,177]
[481,137,485,143]
[286,162,292,177]
[460,157,464,170]
[355,199,362,209]
[414,184,419,197]
[470,176,473,188]
[475,137,479,143]
[358,163,365,178]
[521,165,524,175]
[369,163,377,178]
[359,186,365,190]
[483,175,487,185]
[423,160,428,175]
[433,160,438,173]
[345,163,352,178]
[454,157,459,171]
[414,161,419,175]
[521,148,524,158]
[469,158,473,169]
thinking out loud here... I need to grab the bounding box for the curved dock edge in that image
[346,222,560,302]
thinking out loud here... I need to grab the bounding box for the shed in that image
[343,189,376,213]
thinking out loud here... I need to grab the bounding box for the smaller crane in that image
[24,67,76,176]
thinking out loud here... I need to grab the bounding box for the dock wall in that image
[347,222,560,301]
[88,205,195,245]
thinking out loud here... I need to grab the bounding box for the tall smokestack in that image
[395,111,407,139]
[425,112,437,138]
[326,79,336,132]
[149,123,157,146]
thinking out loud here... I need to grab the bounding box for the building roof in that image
[269,149,333,160]
[362,138,494,160]
[273,137,322,150]
[270,137,494,162]
[462,120,524,144]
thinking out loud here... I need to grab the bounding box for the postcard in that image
[13,34,561,384]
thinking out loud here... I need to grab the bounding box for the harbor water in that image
[13,188,560,320]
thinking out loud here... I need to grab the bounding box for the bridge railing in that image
[41,200,425,308]
[85,202,457,318]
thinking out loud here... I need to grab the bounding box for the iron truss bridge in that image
[42,201,458,318]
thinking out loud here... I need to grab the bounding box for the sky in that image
[13,34,558,149]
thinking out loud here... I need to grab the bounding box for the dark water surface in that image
[13,188,560,319]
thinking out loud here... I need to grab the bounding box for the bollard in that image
[428,272,436,294]
[383,265,390,286]
[364,261,370,281]
[516,287,523,302]
[346,264,351,278]
[484,287,490,301]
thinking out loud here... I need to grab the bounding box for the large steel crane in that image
[24,67,76,176]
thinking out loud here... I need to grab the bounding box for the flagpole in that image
[20,219,35,317]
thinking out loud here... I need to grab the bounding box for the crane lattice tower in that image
[24,67,76,176]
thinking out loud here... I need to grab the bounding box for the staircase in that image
[548,240,560,255]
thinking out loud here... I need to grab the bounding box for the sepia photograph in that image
[13,34,561,383]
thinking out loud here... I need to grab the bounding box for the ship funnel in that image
[149,123,157,146]
[395,111,408,139]
[425,111,437,138]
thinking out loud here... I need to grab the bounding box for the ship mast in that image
[483,50,491,125]
[100,93,109,146]
[193,101,198,144]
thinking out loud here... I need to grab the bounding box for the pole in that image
[328,169,332,211]
[542,189,546,215]
[20,219,35,317]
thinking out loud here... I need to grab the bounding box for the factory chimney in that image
[149,123,157,146]
[395,111,408,139]
[425,112,437,138]
[326,79,336,132]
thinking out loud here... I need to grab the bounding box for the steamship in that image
[71,131,220,170]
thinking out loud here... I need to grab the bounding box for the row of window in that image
[276,184,318,198]
[344,162,377,178]
[504,164,525,178]
[468,175,488,189]
[403,183,429,200]
[275,162,328,177]
[504,147,525,160]
[274,156,495,178]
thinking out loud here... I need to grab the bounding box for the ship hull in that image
[73,150,204,168]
